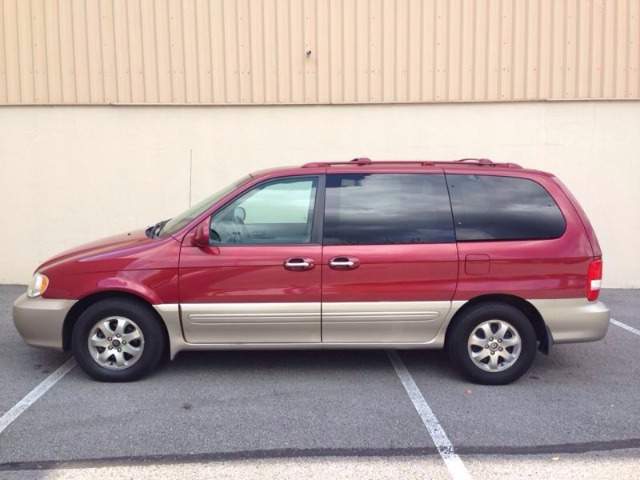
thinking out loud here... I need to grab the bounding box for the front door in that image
[179,175,322,343]
[321,172,459,343]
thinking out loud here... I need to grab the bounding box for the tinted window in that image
[323,173,455,245]
[210,176,317,244]
[446,174,566,241]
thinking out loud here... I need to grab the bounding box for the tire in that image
[72,298,165,382]
[447,302,537,385]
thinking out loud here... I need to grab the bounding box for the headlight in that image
[27,273,49,298]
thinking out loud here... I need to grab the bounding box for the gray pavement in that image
[0,285,639,479]
[601,289,640,328]
[0,285,70,416]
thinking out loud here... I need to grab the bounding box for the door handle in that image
[328,256,360,270]
[284,257,315,271]
[330,260,354,267]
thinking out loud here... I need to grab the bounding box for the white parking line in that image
[386,350,472,480]
[611,318,640,337]
[0,358,76,435]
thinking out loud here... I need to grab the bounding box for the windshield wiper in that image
[145,219,169,239]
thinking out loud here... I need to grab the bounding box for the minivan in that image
[13,158,610,384]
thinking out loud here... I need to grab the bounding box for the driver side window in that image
[209,176,318,245]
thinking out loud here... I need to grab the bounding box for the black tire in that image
[72,298,165,382]
[447,302,537,385]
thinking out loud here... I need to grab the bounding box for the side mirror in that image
[193,220,210,247]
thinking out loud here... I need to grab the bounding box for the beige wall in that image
[1,0,639,105]
[0,101,639,287]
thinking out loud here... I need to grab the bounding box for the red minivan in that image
[13,158,610,384]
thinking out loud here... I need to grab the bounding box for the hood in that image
[37,230,157,273]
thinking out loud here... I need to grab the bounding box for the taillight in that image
[587,260,602,301]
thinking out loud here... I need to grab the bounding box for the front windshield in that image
[160,175,252,236]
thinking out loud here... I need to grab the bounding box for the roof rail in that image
[302,158,436,168]
[350,157,372,164]
[457,158,493,165]
[302,157,371,167]
[301,157,521,168]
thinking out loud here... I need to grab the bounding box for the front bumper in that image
[13,293,77,350]
[530,298,610,344]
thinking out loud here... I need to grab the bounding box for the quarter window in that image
[323,173,455,245]
[446,174,566,241]
[210,177,317,244]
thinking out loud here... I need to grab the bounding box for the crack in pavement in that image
[2,438,640,472]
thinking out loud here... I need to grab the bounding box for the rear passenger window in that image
[447,174,566,241]
[323,173,455,245]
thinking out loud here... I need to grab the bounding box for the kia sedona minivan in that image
[13,158,610,384]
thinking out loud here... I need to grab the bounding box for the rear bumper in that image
[530,298,610,344]
[13,293,76,350]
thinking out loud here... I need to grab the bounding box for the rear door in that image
[321,171,459,343]
[179,175,323,343]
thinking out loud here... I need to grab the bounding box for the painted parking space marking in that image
[0,358,76,435]
[387,350,472,480]
[611,318,640,337]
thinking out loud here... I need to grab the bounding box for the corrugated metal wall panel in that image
[0,3,5,103]
[0,0,639,105]
[631,0,640,97]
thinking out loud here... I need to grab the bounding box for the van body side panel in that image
[447,170,595,301]
[454,240,593,300]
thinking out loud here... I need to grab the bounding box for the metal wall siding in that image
[0,0,638,105]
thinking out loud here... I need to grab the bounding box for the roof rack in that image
[301,157,521,169]
[302,157,436,167]
[457,158,493,165]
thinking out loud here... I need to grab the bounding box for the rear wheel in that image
[72,298,164,382]
[447,302,537,385]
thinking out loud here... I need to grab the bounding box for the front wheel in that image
[447,303,537,385]
[72,298,164,382]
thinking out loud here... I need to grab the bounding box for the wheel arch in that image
[446,294,551,354]
[63,291,170,358]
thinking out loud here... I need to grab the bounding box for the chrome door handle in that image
[285,260,310,268]
[284,257,315,271]
[329,260,354,267]
[328,256,360,270]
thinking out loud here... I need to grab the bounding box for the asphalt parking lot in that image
[1,285,639,479]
